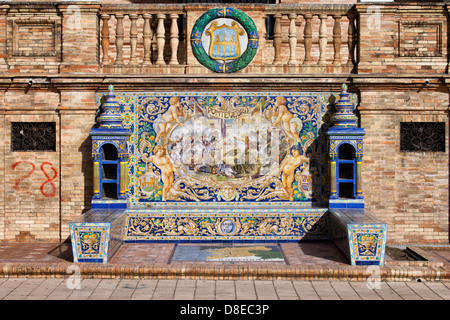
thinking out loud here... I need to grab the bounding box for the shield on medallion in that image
[205,20,245,61]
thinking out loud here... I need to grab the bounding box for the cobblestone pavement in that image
[0,277,449,300]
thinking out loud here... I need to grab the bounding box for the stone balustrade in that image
[99,4,186,74]
[262,4,356,74]
[99,3,356,74]
[0,2,447,76]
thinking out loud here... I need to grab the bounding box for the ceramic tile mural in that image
[96,91,358,206]
[170,244,285,262]
[123,204,329,241]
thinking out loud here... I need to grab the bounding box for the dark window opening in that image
[337,143,356,199]
[102,144,118,161]
[102,183,118,199]
[339,163,354,180]
[100,143,119,199]
[339,183,354,199]
[102,164,117,180]
[338,144,355,160]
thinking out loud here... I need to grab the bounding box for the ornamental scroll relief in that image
[125,215,329,240]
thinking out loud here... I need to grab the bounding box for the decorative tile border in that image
[123,206,329,242]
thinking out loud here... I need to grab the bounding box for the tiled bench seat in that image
[328,209,388,265]
[69,209,126,263]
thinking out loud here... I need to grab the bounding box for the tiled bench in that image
[328,208,388,265]
[69,209,126,263]
[69,206,388,266]
[69,203,330,263]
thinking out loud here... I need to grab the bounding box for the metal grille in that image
[400,122,445,152]
[11,122,56,152]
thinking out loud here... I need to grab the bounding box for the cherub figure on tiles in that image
[277,145,309,201]
[148,145,180,202]
[153,96,186,144]
[271,96,302,144]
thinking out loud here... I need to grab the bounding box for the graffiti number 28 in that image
[11,161,57,198]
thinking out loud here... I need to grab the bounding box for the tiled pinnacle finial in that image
[331,83,358,128]
[98,84,123,129]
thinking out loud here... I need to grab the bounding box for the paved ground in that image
[1,277,449,300]
[0,241,449,302]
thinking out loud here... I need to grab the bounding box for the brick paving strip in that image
[0,262,449,282]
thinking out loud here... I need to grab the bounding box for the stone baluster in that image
[262,13,267,39]
[318,14,328,66]
[156,14,166,65]
[101,14,110,65]
[114,14,124,65]
[129,14,139,65]
[142,13,152,65]
[169,13,179,65]
[303,13,313,64]
[332,15,342,66]
[273,13,282,64]
[346,12,356,69]
[287,13,298,65]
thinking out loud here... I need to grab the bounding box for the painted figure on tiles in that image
[149,145,179,201]
[277,145,309,201]
[272,96,302,144]
[154,96,185,143]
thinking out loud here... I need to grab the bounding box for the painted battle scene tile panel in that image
[95,91,357,205]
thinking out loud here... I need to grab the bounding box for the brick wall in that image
[360,89,449,244]
[59,90,97,241]
[3,112,60,242]
[358,4,448,74]
[1,89,61,242]
[0,88,97,242]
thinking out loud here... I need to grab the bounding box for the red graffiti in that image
[11,161,35,194]
[11,161,57,197]
[40,162,57,198]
